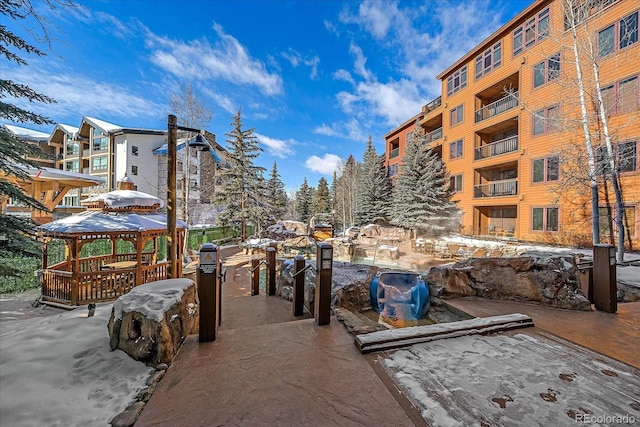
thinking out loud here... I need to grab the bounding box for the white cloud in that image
[281,48,320,79]
[146,22,283,96]
[201,87,237,115]
[3,63,164,124]
[313,124,340,137]
[305,154,344,176]
[255,132,295,158]
[333,69,354,84]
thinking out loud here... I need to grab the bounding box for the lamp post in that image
[167,115,210,279]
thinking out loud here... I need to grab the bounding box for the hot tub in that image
[370,272,429,320]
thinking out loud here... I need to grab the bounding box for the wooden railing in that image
[475,92,519,123]
[41,261,170,306]
[474,178,518,198]
[474,135,518,160]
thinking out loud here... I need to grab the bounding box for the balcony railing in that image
[425,127,443,143]
[389,147,400,159]
[474,135,519,160]
[83,149,90,157]
[425,96,442,113]
[474,178,518,198]
[475,91,519,123]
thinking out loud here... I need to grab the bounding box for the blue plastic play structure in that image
[370,272,429,320]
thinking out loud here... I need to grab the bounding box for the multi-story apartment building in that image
[385,0,639,249]
[5,116,226,225]
[3,124,63,170]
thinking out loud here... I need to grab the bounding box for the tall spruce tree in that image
[295,178,313,223]
[356,135,391,225]
[390,123,458,234]
[214,109,265,240]
[266,162,288,220]
[314,177,331,215]
[1,2,73,276]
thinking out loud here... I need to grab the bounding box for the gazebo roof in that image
[83,189,164,209]
[38,210,187,236]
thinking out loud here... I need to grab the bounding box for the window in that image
[596,140,637,174]
[475,41,502,79]
[92,156,108,171]
[599,11,638,56]
[513,7,549,55]
[450,104,464,126]
[600,205,637,238]
[388,163,399,177]
[132,146,138,156]
[532,207,559,231]
[532,105,560,135]
[450,139,463,159]
[601,76,639,115]
[132,165,138,176]
[65,160,79,172]
[533,53,560,88]
[565,0,618,30]
[92,137,108,152]
[449,174,463,192]
[66,142,79,156]
[447,66,467,96]
[533,156,560,183]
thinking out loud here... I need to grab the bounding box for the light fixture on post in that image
[166,116,210,279]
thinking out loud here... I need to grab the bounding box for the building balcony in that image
[425,127,443,144]
[475,92,519,123]
[424,96,442,113]
[474,178,518,198]
[83,149,90,157]
[389,147,400,159]
[474,135,518,160]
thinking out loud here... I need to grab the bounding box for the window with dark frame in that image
[449,174,463,192]
[475,41,502,80]
[449,139,463,159]
[596,140,637,174]
[132,145,138,156]
[132,165,138,175]
[533,53,560,88]
[532,105,559,135]
[450,104,464,126]
[601,75,639,115]
[532,207,559,231]
[447,66,467,96]
[598,10,638,56]
[533,156,560,183]
[513,7,549,56]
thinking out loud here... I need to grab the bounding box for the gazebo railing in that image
[41,261,170,306]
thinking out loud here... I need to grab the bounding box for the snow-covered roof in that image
[38,210,187,234]
[83,189,164,209]
[153,139,223,163]
[51,123,79,137]
[14,164,105,185]
[3,124,50,142]
[83,116,122,133]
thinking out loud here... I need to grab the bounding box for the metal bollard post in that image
[266,247,276,296]
[593,244,617,313]
[315,242,333,325]
[293,255,305,316]
[251,257,260,296]
[197,243,219,342]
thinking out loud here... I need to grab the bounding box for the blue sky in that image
[4,0,529,191]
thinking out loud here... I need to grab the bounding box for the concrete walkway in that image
[135,248,640,426]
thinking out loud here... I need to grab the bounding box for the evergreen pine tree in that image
[295,178,313,223]
[356,135,392,225]
[266,162,288,220]
[214,109,265,239]
[1,3,64,276]
[390,122,458,234]
[314,177,331,214]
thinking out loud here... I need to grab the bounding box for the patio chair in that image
[438,244,462,259]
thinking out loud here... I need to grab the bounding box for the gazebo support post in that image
[111,236,117,264]
[167,114,178,279]
[136,233,144,286]
[71,239,79,305]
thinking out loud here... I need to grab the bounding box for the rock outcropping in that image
[107,279,199,366]
[426,252,591,310]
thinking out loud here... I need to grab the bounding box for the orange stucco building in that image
[385,0,639,249]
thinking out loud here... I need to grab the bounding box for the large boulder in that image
[107,279,199,366]
[426,253,591,310]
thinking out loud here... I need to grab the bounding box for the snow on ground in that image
[382,333,640,426]
[0,241,638,426]
[0,301,149,427]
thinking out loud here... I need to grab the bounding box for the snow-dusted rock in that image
[107,279,199,366]
[427,254,591,310]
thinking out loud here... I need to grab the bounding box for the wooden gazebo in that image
[37,178,187,306]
